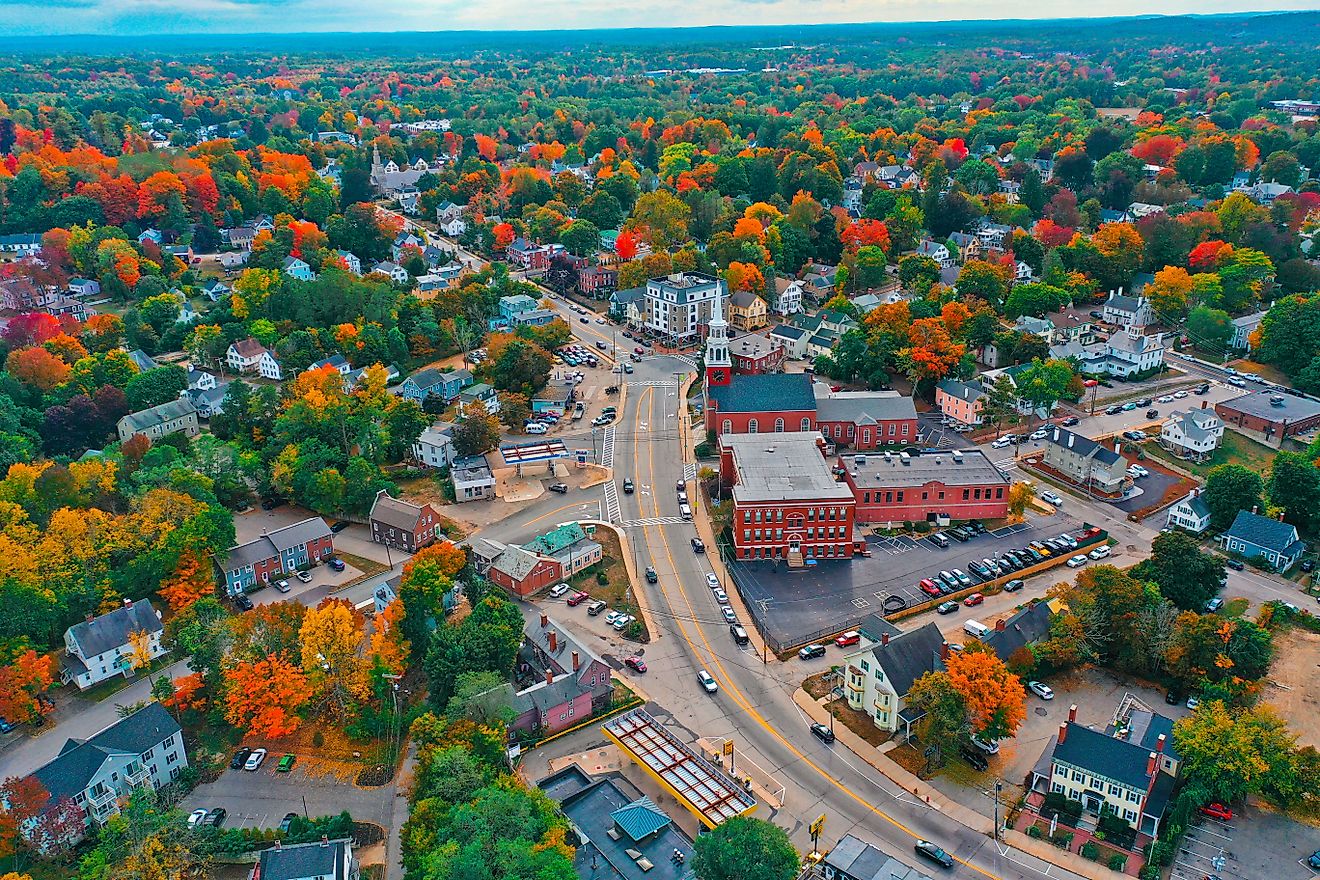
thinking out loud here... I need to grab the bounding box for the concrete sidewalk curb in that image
[790,689,1130,880]
[580,519,662,646]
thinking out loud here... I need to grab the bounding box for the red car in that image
[963,593,985,607]
[1199,803,1233,821]
[835,631,861,648]
[567,591,590,607]
[919,579,942,597]
[624,656,647,673]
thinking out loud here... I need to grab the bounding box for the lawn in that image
[335,551,389,581]
[1139,432,1276,479]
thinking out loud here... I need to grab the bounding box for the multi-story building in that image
[728,290,768,331]
[719,432,856,562]
[411,422,456,469]
[61,599,167,690]
[452,455,495,502]
[643,273,725,345]
[215,518,334,595]
[728,332,786,375]
[1101,291,1153,329]
[841,449,1012,524]
[116,399,200,444]
[368,490,443,553]
[1159,406,1224,462]
[815,388,919,450]
[934,378,985,427]
[28,703,186,847]
[1165,491,1211,534]
[1219,509,1306,571]
[1042,427,1129,495]
[841,620,947,735]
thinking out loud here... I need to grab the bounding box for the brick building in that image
[368,490,443,552]
[815,388,919,450]
[840,449,1011,524]
[216,518,334,596]
[1215,391,1320,444]
[719,432,856,562]
[729,331,786,374]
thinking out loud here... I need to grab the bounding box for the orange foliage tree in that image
[615,229,639,260]
[944,647,1026,740]
[158,550,215,611]
[164,671,207,713]
[0,650,54,724]
[473,134,498,161]
[5,347,71,391]
[223,654,312,738]
[841,219,891,254]
[368,599,409,677]
[492,222,516,249]
[724,262,765,293]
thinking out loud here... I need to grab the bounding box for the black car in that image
[1303,559,1316,573]
[1060,416,1079,427]
[644,566,658,584]
[809,722,835,744]
[1023,547,1044,563]
[1146,409,1159,419]
[260,497,285,510]
[1105,405,1123,415]
[1136,397,1153,407]
[279,812,299,835]
[622,478,634,494]
[1003,579,1025,592]
[691,537,705,553]
[998,555,1020,572]
[204,807,227,828]
[968,521,986,534]
[1165,690,1182,705]
[231,747,252,769]
[914,840,954,869]
[234,594,254,611]
[1195,384,1211,395]
[959,744,989,771]
[329,520,351,533]
[1225,558,1245,571]
[547,482,569,494]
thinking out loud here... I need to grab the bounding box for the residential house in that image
[821,834,935,880]
[217,251,249,270]
[980,601,1054,664]
[68,278,100,298]
[1219,509,1305,571]
[126,349,158,373]
[1103,326,1166,377]
[116,399,200,444]
[137,229,163,246]
[728,290,768,331]
[256,347,284,381]
[371,261,410,285]
[42,292,90,322]
[915,239,953,268]
[768,324,810,360]
[1159,406,1224,462]
[164,244,193,264]
[1043,308,1098,346]
[1229,310,1266,351]
[201,279,231,301]
[1016,315,1055,340]
[842,620,948,736]
[254,838,357,880]
[1249,181,1293,204]
[643,273,725,345]
[184,378,230,419]
[411,422,456,469]
[391,231,426,261]
[1101,291,1153,329]
[801,264,839,300]
[507,237,553,270]
[369,490,442,553]
[451,455,495,502]
[610,286,646,328]
[215,518,334,595]
[61,599,166,690]
[499,293,540,322]
[27,703,186,847]
[935,378,985,427]
[1165,491,1211,535]
[459,382,500,414]
[772,277,804,316]
[226,338,268,374]
[487,544,561,596]
[0,233,42,260]
[514,612,614,731]
[948,232,981,263]
[310,354,352,376]
[334,250,362,275]
[400,367,471,405]
[1029,704,1176,837]
[282,256,315,281]
[1042,427,1129,495]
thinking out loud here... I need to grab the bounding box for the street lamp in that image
[992,780,1004,841]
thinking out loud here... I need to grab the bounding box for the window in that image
[963,489,970,500]
[860,660,870,672]
[775,418,785,432]
[748,419,759,433]
[996,487,1004,499]
[166,752,178,765]
[1051,782,1064,794]
[800,418,812,431]
[1124,809,1137,823]
[897,492,904,503]
[722,419,732,435]
[743,530,750,541]
[744,511,752,523]
[1072,769,1083,783]
[864,492,871,503]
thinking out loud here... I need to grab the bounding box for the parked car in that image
[328,558,346,572]
[604,610,623,626]
[835,631,861,648]
[1205,597,1224,613]
[798,644,827,660]
[1060,416,1079,427]
[624,656,647,673]
[276,754,296,772]
[1040,491,1063,506]
[970,735,1000,755]
[959,745,989,771]
[810,722,835,744]
[937,601,959,615]
[1028,681,1055,700]
[1225,558,1245,571]
[234,594,254,611]
[204,807,227,828]
[329,519,352,534]
[1029,428,1049,441]
[952,569,973,587]
[697,670,718,693]
[644,566,658,584]
[1003,579,1025,593]
[1066,554,1088,568]
[1088,545,1111,560]
[231,747,252,769]
[713,588,729,604]
[721,606,738,624]
[567,591,590,607]
[550,583,572,598]
[705,573,720,589]
[991,437,1013,449]
[548,482,569,494]
[274,579,292,593]
[1146,408,1159,419]
[914,840,954,869]
[1105,405,1123,415]
[963,593,984,607]
[920,579,943,597]
[279,812,298,834]
[244,748,267,771]
[295,570,313,584]
[587,601,607,616]
[1199,802,1233,821]
[188,809,209,829]
[612,614,635,631]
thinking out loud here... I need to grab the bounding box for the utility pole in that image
[992,780,1003,842]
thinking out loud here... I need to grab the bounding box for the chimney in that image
[1146,751,1158,777]
[1156,733,1166,753]
[275,841,282,851]
[572,650,580,671]
[549,631,558,653]
[1058,721,1068,745]
[1278,511,1286,521]
[321,835,329,848]
[85,613,94,624]
[123,597,133,609]
[1068,704,1078,723]
[540,612,548,629]
[1202,399,1208,409]
[995,618,1006,632]
[940,641,949,661]
[1068,433,1074,448]
[881,632,890,647]
[545,668,554,686]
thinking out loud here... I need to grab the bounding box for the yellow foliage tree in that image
[300,599,368,715]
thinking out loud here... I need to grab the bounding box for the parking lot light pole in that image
[992,780,1003,841]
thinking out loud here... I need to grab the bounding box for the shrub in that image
[1027,824,1043,839]
[1079,842,1100,861]
[1108,854,1127,871]
[1139,864,1162,880]
[312,730,324,748]
[596,571,608,585]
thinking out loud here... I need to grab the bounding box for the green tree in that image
[1266,451,1320,534]
[905,671,970,769]
[1186,305,1233,354]
[1131,531,1226,611]
[692,816,798,880]
[1202,464,1264,531]
[1003,282,1069,318]
[124,365,189,412]
[444,671,514,725]
[558,219,601,256]
[452,402,501,457]
[1174,701,1305,805]
[1013,358,1073,422]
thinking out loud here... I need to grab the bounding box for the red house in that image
[368,490,443,552]
[216,518,334,596]
[720,432,857,562]
[841,448,1011,524]
[485,545,562,597]
[729,331,787,374]
[512,613,614,735]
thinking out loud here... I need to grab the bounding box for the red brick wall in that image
[306,535,335,560]
[817,417,919,450]
[730,499,856,560]
[845,474,1009,523]
[490,558,562,597]
[1214,403,1320,441]
[705,407,816,436]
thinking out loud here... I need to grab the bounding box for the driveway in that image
[728,511,1084,648]
[182,760,395,832]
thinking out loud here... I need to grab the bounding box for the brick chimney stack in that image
[549,631,558,653]
[1058,722,1068,745]
[995,618,1006,632]
[540,612,548,628]
[545,668,554,686]
[572,650,580,671]
[1146,751,1158,776]
[1156,733,1166,753]
[881,632,890,647]
[1068,704,1078,723]
[939,641,949,661]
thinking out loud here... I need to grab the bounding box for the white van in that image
[963,619,992,639]
[525,422,548,435]
[679,503,693,520]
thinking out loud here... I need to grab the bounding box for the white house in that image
[68,278,101,297]
[256,838,357,880]
[61,599,167,690]
[842,622,947,736]
[28,703,185,847]
[335,250,362,275]
[439,216,467,237]
[774,279,804,316]
[915,239,953,268]
[1101,291,1153,329]
[371,261,411,286]
[1229,310,1266,351]
[1103,326,1165,377]
[226,338,268,374]
[452,455,496,502]
[1160,407,1224,462]
[1166,491,1211,534]
[258,349,284,381]
[412,422,456,469]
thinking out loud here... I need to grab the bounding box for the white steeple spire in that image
[705,288,730,370]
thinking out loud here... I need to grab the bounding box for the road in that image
[598,355,1082,880]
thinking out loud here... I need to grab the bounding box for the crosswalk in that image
[600,427,615,468]
[627,380,680,389]
[603,482,621,523]
[621,516,686,528]
[670,354,700,372]
[683,463,697,483]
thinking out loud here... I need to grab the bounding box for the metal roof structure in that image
[602,709,756,829]
[500,440,569,464]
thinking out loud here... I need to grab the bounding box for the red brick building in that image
[485,545,562,597]
[368,490,443,553]
[1214,391,1320,444]
[841,449,1011,524]
[705,372,818,436]
[720,432,857,562]
[815,389,919,450]
[729,331,786,374]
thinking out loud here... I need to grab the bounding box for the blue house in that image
[1219,510,1306,571]
[282,256,315,281]
[400,367,473,405]
[499,294,540,321]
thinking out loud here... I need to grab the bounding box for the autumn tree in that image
[157,551,214,611]
[1174,700,1312,805]
[300,599,368,716]
[944,647,1025,741]
[905,671,970,769]
[0,650,53,725]
[223,654,311,738]
[626,189,691,250]
[229,601,307,664]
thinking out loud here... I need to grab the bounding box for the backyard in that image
[1139,432,1277,480]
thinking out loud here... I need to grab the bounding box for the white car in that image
[991,437,1013,449]
[713,589,729,604]
[1174,390,1189,398]
[705,573,720,590]
[244,748,267,771]
[1029,428,1049,441]
[1040,490,1063,506]
[970,735,999,754]
[1128,465,1149,478]
[1028,680,1055,700]
[1066,554,1088,568]
[1056,533,1077,548]
[187,809,209,829]
[1157,394,1174,403]
[612,614,635,631]
[697,670,718,693]
[549,583,571,598]
[604,610,623,626]
[1088,545,1112,560]
[525,422,548,434]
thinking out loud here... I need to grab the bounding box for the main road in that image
[605,355,1081,880]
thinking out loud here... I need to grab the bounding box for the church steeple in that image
[705,288,732,388]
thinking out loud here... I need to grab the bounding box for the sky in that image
[0,0,1315,35]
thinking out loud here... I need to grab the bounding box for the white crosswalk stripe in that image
[621,516,686,527]
[600,427,615,469]
[626,380,680,388]
[683,463,697,482]
[603,482,621,523]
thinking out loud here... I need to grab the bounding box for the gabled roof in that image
[219,517,332,573]
[1224,509,1300,553]
[769,324,808,341]
[1046,426,1121,466]
[1104,292,1144,314]
[815,388,917,424]
[524,523,588,556]
[1053,722,1154,790]
[1174,493,1211,521]
[258,839,353,880]
[68,600,162,658]
[492,544,544,582]
[980,601,1053,663]
[937,378,985,402]
[230,337,268,359]
[34,703,179,801]
[118,398,197,434]
[707,372,815,414]
[611,796,671,842]
[863,621,946,697]
[369,491,427,531]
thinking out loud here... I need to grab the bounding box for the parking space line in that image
[852,597,870,608]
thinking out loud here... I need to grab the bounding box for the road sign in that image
[809,814,826,838]
[722,739,734,756]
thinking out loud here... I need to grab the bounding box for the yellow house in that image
[728,290,769,331]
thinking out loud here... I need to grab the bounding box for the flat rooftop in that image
[722,432,854,504]
[1217,390,1320,423]
[842,449,1010,489]
[602,709,757,829]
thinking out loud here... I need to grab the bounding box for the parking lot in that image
[729,510,1084,648]
[1173,814,1235,880]
[181,759,396,832]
